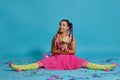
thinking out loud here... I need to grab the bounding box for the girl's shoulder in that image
[52,35,58,41]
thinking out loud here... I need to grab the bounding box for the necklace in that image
[60,35,69,43]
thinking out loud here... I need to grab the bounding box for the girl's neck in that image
[60,32,68,37]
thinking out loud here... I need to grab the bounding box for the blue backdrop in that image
[0,0,120,57]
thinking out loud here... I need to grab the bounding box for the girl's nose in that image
[60,26,63,29]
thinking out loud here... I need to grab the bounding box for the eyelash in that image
[60,24,66,26]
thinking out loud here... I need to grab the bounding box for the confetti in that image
[1,56,119,80]
[48,77,53,80]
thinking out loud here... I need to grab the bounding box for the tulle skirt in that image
[40,54,86,70]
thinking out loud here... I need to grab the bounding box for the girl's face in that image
[58,21,69,33]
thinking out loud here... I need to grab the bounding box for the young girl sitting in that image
[9,19,116,72]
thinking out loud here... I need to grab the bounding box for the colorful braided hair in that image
[56,19,73,49]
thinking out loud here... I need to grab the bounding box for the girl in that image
[9,19,116,72]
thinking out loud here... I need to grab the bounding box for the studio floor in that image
[0,55,120,80]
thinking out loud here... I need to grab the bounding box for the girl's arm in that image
[51,36,62,55]
[51,36,76,55]
[66,38,76,54]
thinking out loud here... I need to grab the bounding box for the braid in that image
[69,22,73,42]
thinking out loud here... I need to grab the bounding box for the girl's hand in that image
[61,44,67,51]
[63,44,68,50]
[60,44,68,54]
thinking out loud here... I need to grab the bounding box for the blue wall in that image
[0,0,120,57]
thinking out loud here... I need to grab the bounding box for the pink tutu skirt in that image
[40,54,86,70]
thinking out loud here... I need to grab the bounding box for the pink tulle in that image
[40,54,86,70]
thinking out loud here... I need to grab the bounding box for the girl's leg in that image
[82,60,116,71]
[9,61,43,72]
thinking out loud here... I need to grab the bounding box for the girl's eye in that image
[63,24,66,26]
